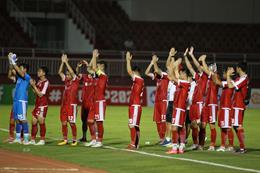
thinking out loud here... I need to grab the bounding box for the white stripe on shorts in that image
[224,109,229,128]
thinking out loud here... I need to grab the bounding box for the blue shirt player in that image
[8,53,31,145]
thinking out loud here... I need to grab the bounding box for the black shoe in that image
[235,148,247,154]
[79,138,87,142]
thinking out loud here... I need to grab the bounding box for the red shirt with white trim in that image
[205,74,219,105]
[192,72,208,104]
[94,73,108,101]
[231,75,249,109]
[174,79,190,110]
[129,75,144,105]
[81,74,95,105]
[62,76,80,105]
[153,72,169,102]
[220,81,234,108]
[35,79,49,106]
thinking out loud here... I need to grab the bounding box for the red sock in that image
[40,123,46,140]
[237,129,245,149]
[221,129,227,147]
[210,128,217,146]
[179,127,186,144]
[62,124,68,140]
[70,123,77,141]
[88,122,96,140]
[156,123,163,140]
[172,130,179,144]
[31,124,38,140]
[228,129,234,147]
[130,127,136,145]
[191,126,198,145]
[161,122,166,139]
[9,122,15,139]
[96,121,104,142]
[199,128,206,146]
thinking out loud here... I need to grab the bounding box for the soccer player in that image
[145,54,169,144]
[185,47,208,150]
[126,51,144,150]
[29,66,49,145]
[87,49,108,148]
[167,58,191,154]
[212,68,234,152]
[8,52,31,145]
[162,48,177,147]
[199,56,219,151]
[58,54,80,146]
[226,63,249,153]
[76,59,96,143]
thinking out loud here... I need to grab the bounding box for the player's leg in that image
[198,104,207,150]
[233,109,246,153]
[8,110,15,143]
[58,105,69,145]
[30,116,38,145]
[161,101,173,146]
[92,100,106,148]
[85,105,96,146]
[18,100,30,145]
[154,102,163,143]
[185,110,191,144]
[178,126,186,154]
[80,105,88,142]
[189,104,199,150]
[208,105,217,151]
[68,104,78,146]
[35,106,47,145]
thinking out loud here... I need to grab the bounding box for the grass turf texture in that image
[0,105,260,173]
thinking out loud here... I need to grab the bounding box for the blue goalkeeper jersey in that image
[14,73,31,101]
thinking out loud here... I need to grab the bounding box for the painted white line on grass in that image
[104,147,260,173]
[1,128,260,173]
[1,167,79,172]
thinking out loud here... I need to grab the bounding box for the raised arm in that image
[76,61,83,75]
[212,73,222,86]
[199,55,210,75]
[153,55,163,76]
[168,58,182,83]
[8,53,25,78]
[63,54,76,79]
[189,47,203,73]
[58,54,65,80]
[166,47,177,69]
[184,48,195,76]
[91,49,99,72]
[226,67,235,88]
[145,59,154,78]
[126,51,134,78]
[8,65,16,82]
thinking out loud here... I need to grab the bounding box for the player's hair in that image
[39,66,49,76]
[19,63,29,72]
[132,65,141,73]
[98,60,107,69]
[236,62,247,72]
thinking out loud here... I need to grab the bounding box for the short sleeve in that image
[41,81,49,95]
[24,74,31,81]
[232,77,248,90]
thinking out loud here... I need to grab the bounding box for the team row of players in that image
[6,48,249,154]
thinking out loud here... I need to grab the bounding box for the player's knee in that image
[62,121,67,126]
[191,121,197,128]
[88,120,94,124]
[128,124,135,128]
[172,126,178,131]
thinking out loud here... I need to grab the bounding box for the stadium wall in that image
[117,0,260,23]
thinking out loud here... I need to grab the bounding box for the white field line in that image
[1,167,79,172]
[1,128,260,173]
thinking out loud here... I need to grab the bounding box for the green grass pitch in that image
[0,105,260,173]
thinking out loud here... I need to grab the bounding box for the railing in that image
[67,0,96,45]
[6,0,37,44]
[1,49,260,79]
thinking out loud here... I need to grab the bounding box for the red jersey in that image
[192,72,208,103]
[129,75,144,105]
[232,75,249,109]
[220,81,234,108]
[62,76,80,105]
[35,79,49,106]
[153,72,169,102]
[94,73,108,101]
[174,79,190,110]
[205,74,219,105]
[81,74,95,105]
